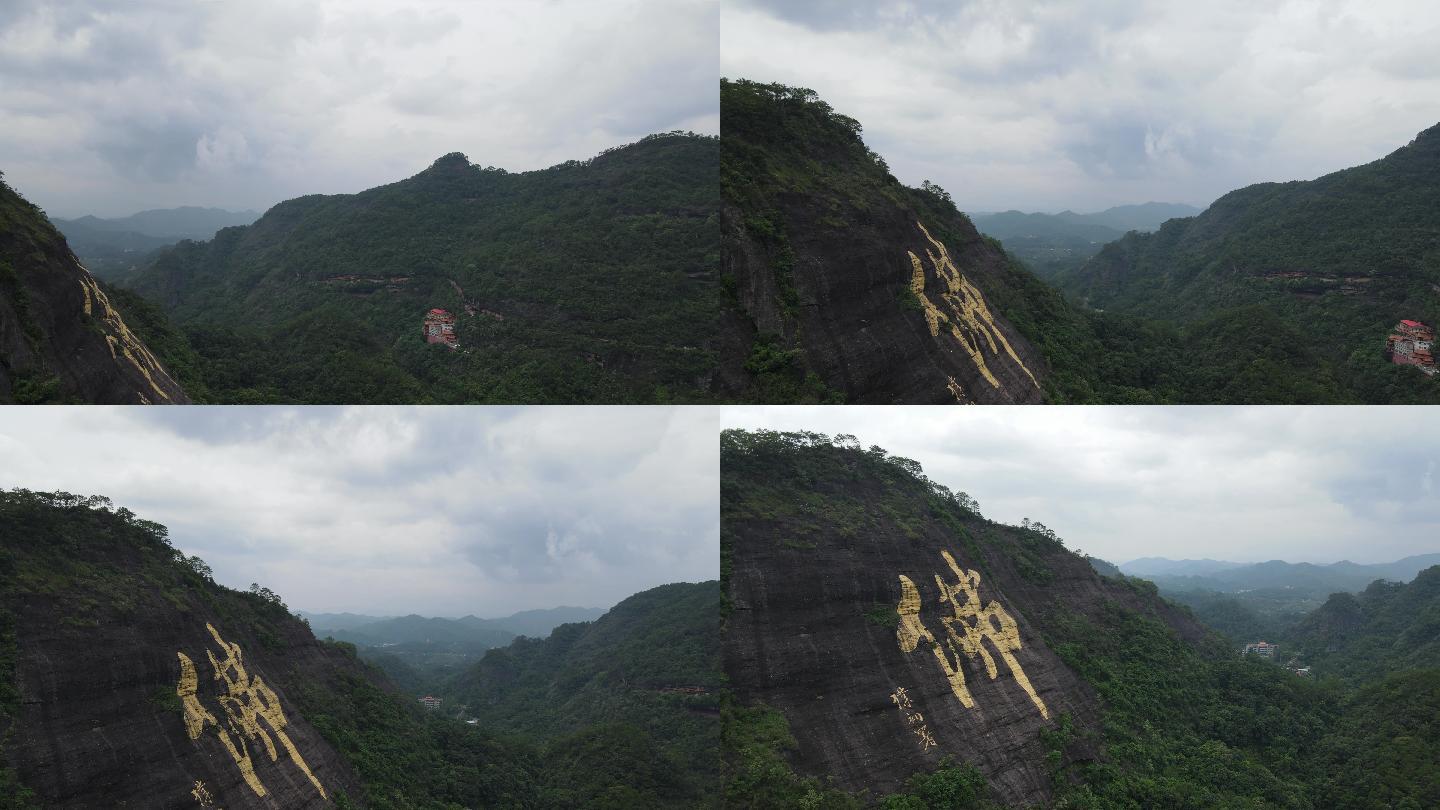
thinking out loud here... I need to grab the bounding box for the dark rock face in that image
[3,497,365,808]
[0,178,189,404]
[719,81,1048,404]
[14,600,364,809]
[724,198,1047,404]
[722,436,1208,805]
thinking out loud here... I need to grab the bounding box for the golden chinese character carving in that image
[190,779,215,807]
[889,686,938,749]
[896,551,1049,719]
[176,623,327,799]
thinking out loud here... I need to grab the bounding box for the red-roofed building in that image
[423,308,458,348]
[1386,319,1438,375]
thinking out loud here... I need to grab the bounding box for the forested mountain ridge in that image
[1057,122,1440,402]
[0,175,190,404]
[720,429,1346,808]
[117,132,719,404]
[446,582,722,804]
[718,79,1242,405]
[970,203,1199,279]
[0,490,718,808]
[720,79,1054,404]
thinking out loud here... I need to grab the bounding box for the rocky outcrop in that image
[721,431,1208,805]
[1,492,364,808]
[0,177,189,404]
[719,80,1048,403]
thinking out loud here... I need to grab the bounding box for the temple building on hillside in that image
[1386,319,1436,375]
[423,308,458,348]
[419,695,442,710]
[1243,641,1277,658]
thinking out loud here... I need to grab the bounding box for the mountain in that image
[447,582,721,803]
[57,207,260,241]
[320,614,517,650]
[52,208,261,281]
[969,203,1199,279]
[1291,566,1440,682]
[718,80,1215,405]
[1071,202,1203,233]
[488,606,607,639]
[1056,122,1440,403]
[0,489,720,808]
[1131,553,1440,594]
[720,429,1340,808]
[116,133,719,404]
[1120,557,1249,577]
[0,175,190,404]
[0,490,374,807]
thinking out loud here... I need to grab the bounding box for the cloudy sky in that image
[1,0,718,218]
[722,406,1440,566]
[0,406,718,616]
[724,0,1440,213]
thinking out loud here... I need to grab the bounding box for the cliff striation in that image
[0,176,188,404]
[720,80,1052,404]
[0,490,365,808]
[720,430,1259,807]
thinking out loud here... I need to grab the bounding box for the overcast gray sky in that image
[1,0,718,218]
[721,406,1440,566]
[0,406,718,616]
[723,0,1440,213]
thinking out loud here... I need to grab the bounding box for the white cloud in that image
[0,0,719,217]
[719,405,1440,566]
[723,0,1440,212]
[0,406,719,616]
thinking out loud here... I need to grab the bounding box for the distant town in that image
[1385,319,1436,375]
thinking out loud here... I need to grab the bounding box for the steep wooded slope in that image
[718,80,1205,405]
[721,430,1336,808]
[1059,123,1440,402]
[0,490,367,808]
[120,133,718,404]
[447,582,722,804]
[0,176,189,404]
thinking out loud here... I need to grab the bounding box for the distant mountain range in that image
[52,207,260,278]
[56,206,260,241]
[969,203,1201,278]
[300,605,606,647]
[1117,553,1440,594]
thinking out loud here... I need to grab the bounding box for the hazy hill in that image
[118,133,719,405]
[970,203,1199,278]
[304,606,605,644]
[1057,122,1440,403]
[323,614,517,651]
[1292,566,1440,681]
[1129,553,1440,594]
[0,175,190,404]
[1120,557,1249,577]
[57,206,260,241]
[720,429,1338,808]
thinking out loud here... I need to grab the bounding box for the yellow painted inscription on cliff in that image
[896,551,1049,719]
[889,685,937,750]
[906,222,1039,393]
[176,623,327,800]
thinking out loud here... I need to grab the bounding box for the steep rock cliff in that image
[0,176,189,404]
[720,431,1218,806]
[0,491,366,808]
[720,80,1053,404]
